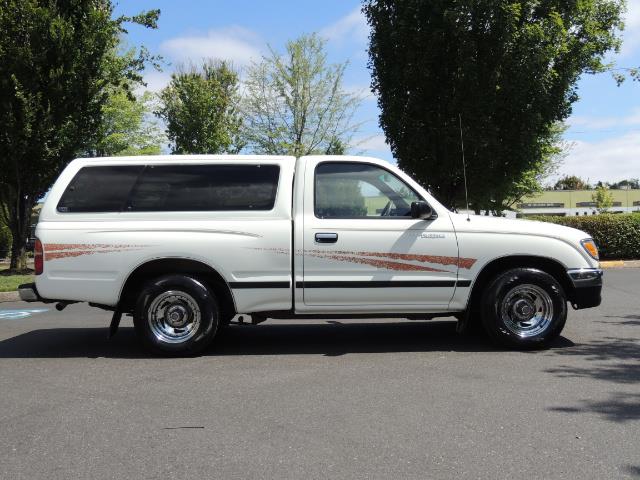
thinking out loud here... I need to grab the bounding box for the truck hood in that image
[448,213,591,245]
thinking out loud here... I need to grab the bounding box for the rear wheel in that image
[481,268,567,348]
[134,275,220,356]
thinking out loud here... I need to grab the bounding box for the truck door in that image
[297,158,461,313]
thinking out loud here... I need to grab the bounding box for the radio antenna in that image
[458,114,471,221]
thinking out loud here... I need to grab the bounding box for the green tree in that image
[612,66,639,85]
[243,33,361,157]
[0,221,11,260]
[609,178,640,190]
[554,175,592,191]
[325,137,347,155]
[592,185,614,213]
[156,60,244,154]
[363,0,623,213]
[500,122,565,213]
[0,1,159,270]
[90,87,164,156]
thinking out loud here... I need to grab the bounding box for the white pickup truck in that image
[20,155,603,355]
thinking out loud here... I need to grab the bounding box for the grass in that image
[0,264,34,292]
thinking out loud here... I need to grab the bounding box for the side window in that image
[314,162,422,219]
[57,164,280,213]
[127,164,280,212]
[57,166,144,213]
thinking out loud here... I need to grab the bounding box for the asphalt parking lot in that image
[0,269,638,480]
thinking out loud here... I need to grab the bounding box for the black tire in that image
[481,268,567,349]
[133,274,220,356]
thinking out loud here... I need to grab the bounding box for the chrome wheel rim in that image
[500,284,554,338]
[147,290,201,344]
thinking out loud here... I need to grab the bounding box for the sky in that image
[116,0,640,185]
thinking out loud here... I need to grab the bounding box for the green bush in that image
[525,214,640,260]
[0,224,11,260]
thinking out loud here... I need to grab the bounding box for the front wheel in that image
[134,275,220,356]
[481,268,567,349]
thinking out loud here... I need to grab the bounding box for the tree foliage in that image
[0,222,11,260]
[607,178,640,190]
[592,185,614,213]
[364,0,624,213]
[0,0,159,269]
[612,66,640,85]
[243,33,361,157]
[156,60,244,155]
[553,175,592,190]
[89,87,164,157]
[501,122,565,211]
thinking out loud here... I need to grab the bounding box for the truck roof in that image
[70,154,296,165]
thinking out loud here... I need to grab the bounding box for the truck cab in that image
[20,155,602,355]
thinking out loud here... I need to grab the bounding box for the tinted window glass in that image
[57,166,143,213]
[315,162,421,219]
[127,164,279,212]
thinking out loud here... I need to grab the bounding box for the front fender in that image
[449,231,595,311]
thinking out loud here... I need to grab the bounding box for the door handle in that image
[315,232,338,243]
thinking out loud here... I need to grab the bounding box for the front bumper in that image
[567,268,603,309]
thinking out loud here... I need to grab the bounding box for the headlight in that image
[581,239,599,260]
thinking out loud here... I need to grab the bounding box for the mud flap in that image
[455,311,470,334]
[455,310,484,335]
[108,310,122,339]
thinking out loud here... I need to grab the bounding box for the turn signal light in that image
[34,238,43,275]
[581,239,599,260]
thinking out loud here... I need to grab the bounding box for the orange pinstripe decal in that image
[44,243,148,261]
[250,248,477,272]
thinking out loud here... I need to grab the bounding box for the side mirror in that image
[411,201,435,219]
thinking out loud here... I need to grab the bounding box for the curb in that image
[600,260,640,269]
[0,291,20,303]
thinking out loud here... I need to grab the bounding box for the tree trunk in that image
[9,235,26,271]
[8,191,34,272]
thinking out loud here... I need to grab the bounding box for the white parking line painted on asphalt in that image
[0,308,49,320]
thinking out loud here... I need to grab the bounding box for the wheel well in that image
[118,258,236,318]
[466,255,573,317]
